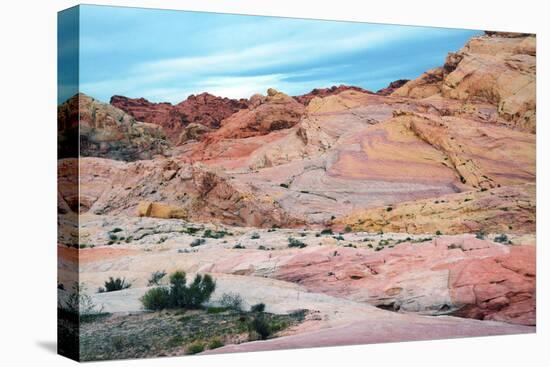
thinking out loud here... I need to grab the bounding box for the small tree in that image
[140,271,216,311]
[169,271,188,308]
[186,274,216,308]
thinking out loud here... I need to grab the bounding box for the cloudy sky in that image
[59,5,481,104]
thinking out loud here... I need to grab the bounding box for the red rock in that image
[110,92,249,143]
[264,237,536,325]
[376,79,410,96]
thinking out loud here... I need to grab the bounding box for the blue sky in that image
[59,5,481,104]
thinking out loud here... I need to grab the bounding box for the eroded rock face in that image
[59,157,303,228]
[393,32,536,132]
[173,88,535,226]
[376,79,410,96]
[110,93,249,143]
[335,184,535,235]
[190,89,305,161]
[261,239,533,325]
[58,94,170,161]
[294,85,373,105]
[204,234,535,326]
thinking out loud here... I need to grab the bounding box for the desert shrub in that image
[203,229,228,239]
[288,237,306,248]
[184,227,200,235]
[148,270,167,286]
[494,234,511,244]
[99,277,131,293]
[436,230,442,236]
[190,238,206,247]
[140,287,171,310]
[141,271,216,311]
[206,306,227,314]
[233,243,245,249]
[320,228,333,235]
[333,235,345,241]
[208,338,224,350]
[110,228,123,233]
[386,206,393,212]
[378,239,390,246]
[219,292,244,311]
[59,282,105,321]
[475,230,486,240]
[250,232,260,239]
[186,274,216,308]
[249,315,272,340]
[279,183,289,188]
[344,226,352,233]
[185,341,205,355]
[250,303,265,313]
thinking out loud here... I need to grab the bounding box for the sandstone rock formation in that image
[136,201,187,219]
[110,93,249,142]
[59,31,537,347]
[205,233,535,325]
[58,94,170,161]
[376,79,410,96]
[189,89,305,162]
[393,32,536,132]
[335,183,535,235]
[60,157,303,228]
[294,85,373,105]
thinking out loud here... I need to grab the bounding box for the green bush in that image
[288,237,307,248]
[99,277,131,293]
[436,230,442,236]
[185,341,205,355]
[320,228,333,235]
[250,232,260,239]
[475,230,486,240]
[206,306,227,314]
[208,338,224,350]
[203,229,228,239]
[344,226,352,233]
[494,233,511,244]
[233,243,245,249]
[250,303,265,313]
[140,271,216,311]
[186,274,216,308]
[249,315,271,340]
[140,287,171,310]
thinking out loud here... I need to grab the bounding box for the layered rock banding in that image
[393,32,536,132]
[58,31,536,355]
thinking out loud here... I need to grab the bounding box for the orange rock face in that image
[393,32,536,132]
[335,183,535,235]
